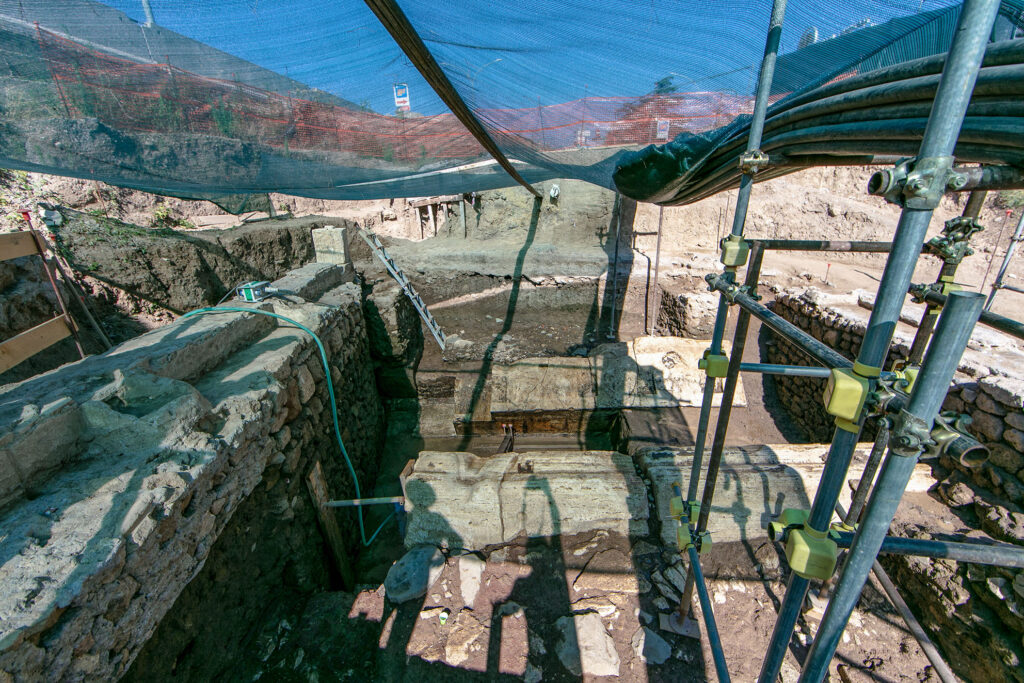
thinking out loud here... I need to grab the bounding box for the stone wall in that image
[762,287,1024,681]
[0,263,384,681]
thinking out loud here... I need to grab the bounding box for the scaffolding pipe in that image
[831,530,1024,568]
[323,496,404,508]
[688,545,732,683]
[829,501,957,683]
[760,3,999,680]
[739,363,831,377]
[707,275,852,370]
[754,239,891,252]
[909,189,987,363]
[685,0,787,504]
[680,244,765,616]
[801,291,986,683]
[844,422,889,526]
[984,208,1024,311]
[911,285,1024,341]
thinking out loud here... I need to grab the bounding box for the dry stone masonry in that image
[0,263,384,682]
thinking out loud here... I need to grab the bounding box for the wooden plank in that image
[0,231,40,262]
[408,194,460,208]
[306,460,355,589]
[0,315,72,374]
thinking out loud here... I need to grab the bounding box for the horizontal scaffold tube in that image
[831,531,1024,569]
[910,284,1024,341]
[753,239,892,252]
[706,273,852,370]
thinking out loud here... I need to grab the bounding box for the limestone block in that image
[488,336,744,414]
[311,225,351,266]
[402,451,648,550]
[640,444,935,547]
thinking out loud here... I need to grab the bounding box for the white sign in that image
[393,83,410,112]
[656,119,670,140]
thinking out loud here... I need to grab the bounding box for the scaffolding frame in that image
[666,1,1024,681]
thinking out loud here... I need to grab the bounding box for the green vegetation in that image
[151,204,195,230]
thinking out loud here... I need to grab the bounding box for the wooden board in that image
[0,231,40,262]
[408,194,460,208]
[0,315,71,374]
[306,460,355,589]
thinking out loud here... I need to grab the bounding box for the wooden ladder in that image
[0,229,84,375]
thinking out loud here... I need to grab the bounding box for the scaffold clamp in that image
[767,509,838,580]
[823,367,870,424]
[738,149,770,175]
[719,233,750,267]
[678,525,712,554]
[699,348,730,378]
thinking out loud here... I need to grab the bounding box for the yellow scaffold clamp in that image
[678,524,712,555]
[767,508,838,581]
[719,233,750,268]
[670,496,701,522]
[699,348,729,378]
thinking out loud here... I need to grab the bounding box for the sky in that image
[100,0,963,116]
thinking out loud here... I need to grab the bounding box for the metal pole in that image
[909,189,986,363]
[755,239,891,252]
[679,243,764,614]
[912,286,1024,341]
[866,557,957,683]
[649,207,665,335]
[740,363,831,378]
[830,500,958,683]
[607,194,623,340]
[831,530,1024,568]
[800,291,986,683]
[761,2,999,679]
[688,545,731,683]
[678,0,788,632]
[984,208,1024,311]
[843,421,889,526]
[685,0,786,504]
[323,495,404,508]
[707,277,852,370]
[141,0,155,27]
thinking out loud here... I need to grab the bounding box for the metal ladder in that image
[358,229,446,349]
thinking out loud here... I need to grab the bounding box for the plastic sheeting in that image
[0,0,1020,203]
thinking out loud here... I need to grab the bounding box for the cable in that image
[179,305,392,546]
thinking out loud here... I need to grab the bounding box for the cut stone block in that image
[488,336,744,413]
[311,225,352,266]
[401,450,648,549]
[640,444,936,548]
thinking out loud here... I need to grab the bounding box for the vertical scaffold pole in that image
[799,292,984,682]
[758,2,1000,680]
[678,0,787,624]
[908,189,986,363]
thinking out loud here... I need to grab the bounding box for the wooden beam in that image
[408,194,460,208]
[0,231,40,262]
[0,315,72,374]
[306,460,355,589]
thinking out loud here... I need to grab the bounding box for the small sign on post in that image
[393,83,410,112]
